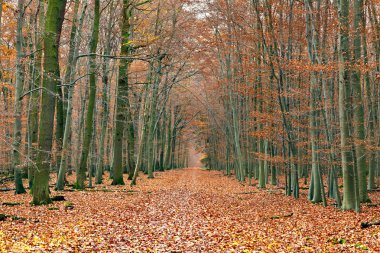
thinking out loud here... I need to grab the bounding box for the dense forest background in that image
[0,0,379,213]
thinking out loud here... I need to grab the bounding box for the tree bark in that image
[13,0,27,194]
[76,0,100,189]
[338,0,359,212]
[96,0,114,184]
[111,0,134,186]
[352,0,369,203]
[56,1,87,191]
[33,0,67,205]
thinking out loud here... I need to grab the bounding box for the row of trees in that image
[0,0,197,204]
[194,0,379,212]
[2,0,379,213]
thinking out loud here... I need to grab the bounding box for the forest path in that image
[1,168,379,252]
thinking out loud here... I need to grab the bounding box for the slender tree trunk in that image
[13,0,27,194]
[305,0,322,203]
[56,0,87,191]
[147,56,164,179]
[131,86,150,186]
[363,10,377,190]
[96,1,114,184]
[339,0,359,212]
[27,0,44,190]
[352,0,369,203]
[76,0,100,189]
[164,106,172,169]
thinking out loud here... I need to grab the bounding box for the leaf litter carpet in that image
[1,168,379,252]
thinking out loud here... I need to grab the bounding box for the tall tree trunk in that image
[96,0,114,184]
[111,0,134,185]
[305,0,322,203]
[76,0,100,189]
[56,0,87,191]
[363,7,377,190]
[13,0,26,194]
[339,0,359,212]
[27,0,44,190]
[147,56,164,179]
[367,0,380,190]
[352,0,369,203]
[33,0,67,205]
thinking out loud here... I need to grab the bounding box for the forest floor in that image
[0,168,380,252]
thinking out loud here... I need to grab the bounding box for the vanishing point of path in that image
[1,168,379,252]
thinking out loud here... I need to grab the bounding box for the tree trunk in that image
[338,0,359,212]
[131,86,150,186]
[96,1,114,184]
[13,0,26,194]
[147,56,164,179]
[352,0,369,203]
[111,0,135,185]
[27,0,45,190]
[56,0,86,191]
[76,0,100,189]
[305,0,322,203]
[33,0,67,205]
